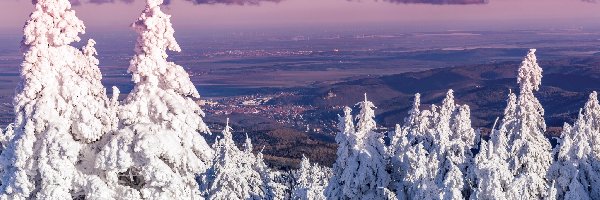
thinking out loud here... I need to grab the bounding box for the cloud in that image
[69,0,281,5]
[176,0,283,5]
[69,0,135,5]
[90,0,135,3]
[61,0,600,6]
[378,0,487,5]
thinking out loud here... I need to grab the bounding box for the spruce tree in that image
[548,92,600,199]
[504,49,552,199]
[0,0,115,198]
[326,95,391,199]
[203,120,273,199]
[94,0,213,198]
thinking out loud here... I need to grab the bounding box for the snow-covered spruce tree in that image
[499,49,552,199]
[292,156,315,199]
[390,90,477,200]
[472,93,511,200]
[441,91,477,198]
[292,155,330,200]
[492,91,517,162]
[403,142,440,199]
[473,138,513,199]
[94,0,213,198]
[254,148,287,199]
[472,92,518,199]
[547,92,600,199]
[325,95,392,199]
[388,94,423,200]
[240,132,288,199]
[325,106,355,198]
[0,0,117,199]
[202,120,280,199]
[353,94,392,199]
[388,123,410,199]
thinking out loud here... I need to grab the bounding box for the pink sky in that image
[1,0,600,34]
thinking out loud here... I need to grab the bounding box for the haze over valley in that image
[2,28,600,167]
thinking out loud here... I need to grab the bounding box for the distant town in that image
[199,92,339,135]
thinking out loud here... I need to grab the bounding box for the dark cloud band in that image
[64,0,599,6]
[69,0,134,5]
[179,0,283,5]
[382,0,487,4]
[69,0,281,5]
[69,0,485,5]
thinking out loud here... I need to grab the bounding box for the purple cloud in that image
[69,0,135,5]
[62,0,599,5]
[69,0,280,5]
[69,0,483,5]
[381,0,487,4]
[177,0,283,5]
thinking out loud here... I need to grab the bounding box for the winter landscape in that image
[0,0,600,199]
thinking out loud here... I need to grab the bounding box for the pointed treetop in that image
[503,91,518,117]
[134,0,181,56]
[128,0,199,98]
[338,106,355,135]
[244,133,253,153]
[221,118,233,144]
[23,0,84,47]
[413,93,421,108]
[147,0,164,7]
[517,49,543,94]
[355,93,377,134]
[589,91,598,102]
[405,93,422,126]
[441,89,456,114]
[300,154,310,167]
[343,106,352,119]
[583,91,600,125]
[445,89,454,100]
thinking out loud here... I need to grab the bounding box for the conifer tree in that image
[326,95,391,199]
[473,138,513,199]
[0,0,115,198]
[94,0,213,198]
[325,106,355,199]
[292,155,328,200]
[548,92,600,199]
[390,90,477,199]
[202,120,274,199]
[503,49,552,199]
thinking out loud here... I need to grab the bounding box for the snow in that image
[325,95,391,199]
[505,49,552,199]
[1,2,600,199]
[547,92,600,199]
[93,0,213,199]
[202,119,282,199]
[473,49,554,200]
[291,155,330,200]
[386,90,478,199]
[0,0,115,199]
